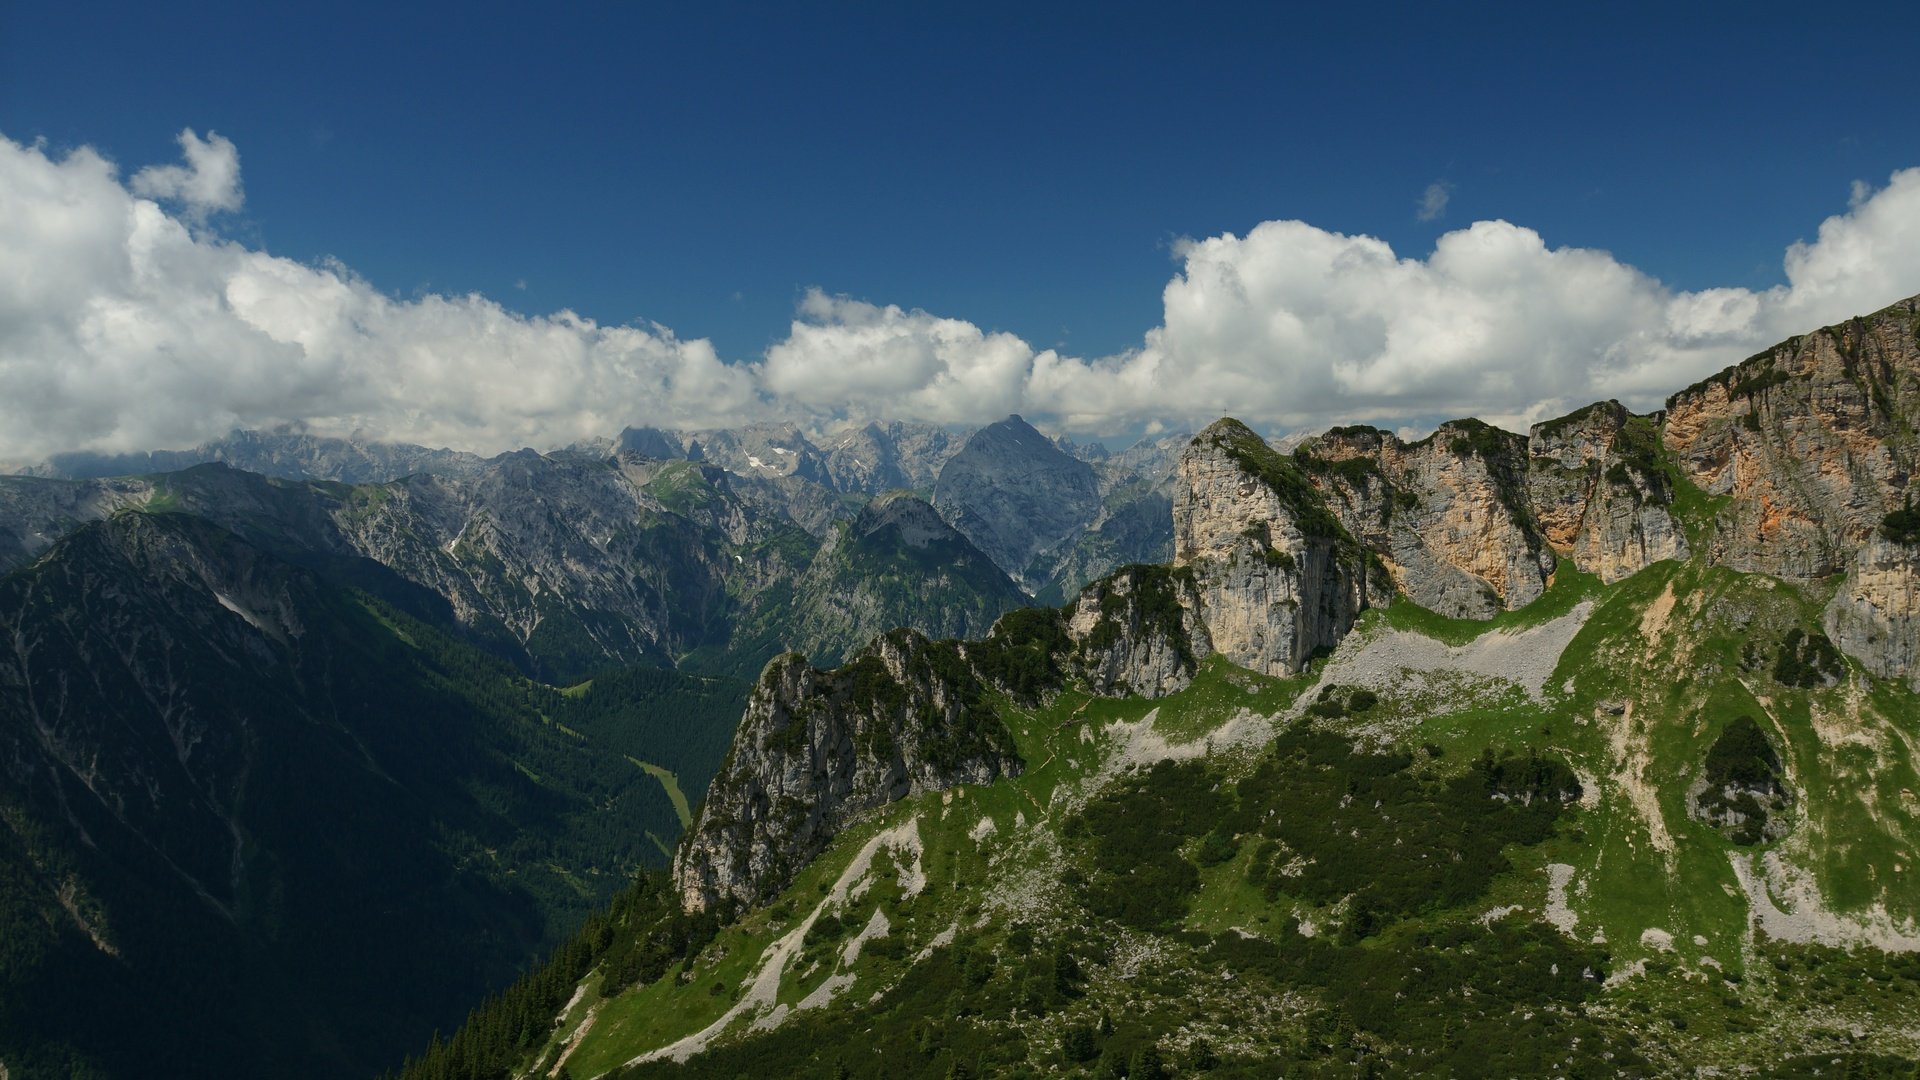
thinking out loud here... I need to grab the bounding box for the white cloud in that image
[757,290,1037,425]
[1022,169,1920,437]
[1417,180,1452,222]
[129,129,244,219]
[1,127,1917,462]
[0,132,761,461]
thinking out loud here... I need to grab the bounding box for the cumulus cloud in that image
[1417,180,1452,222]
[757,290,1038,425]
[1024,168,1920,436]
[1,127,1917,463]
[0,132,760,461]
[129,128,244,219]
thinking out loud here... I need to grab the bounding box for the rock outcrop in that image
[1662,297,1920,580]
[1061,563,1211,698]
[1175,419,1386,674]
[673,630,1022,911]
[1526,402,1689,583]
[1298,420,1553,618]
[1824,535,1920,691]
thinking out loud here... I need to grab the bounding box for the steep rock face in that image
[1061,564,1210,697]
[1526,402,1688,583]
[933,415,1101,590]
[762,494,1027,668]
[1662,297,1920,580]
[1292,421,1549,619]
[1824,536,1920,691]
[1175,420,1383,675]
[673,630,1022,911]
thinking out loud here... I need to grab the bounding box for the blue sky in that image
[2,2,1918,456]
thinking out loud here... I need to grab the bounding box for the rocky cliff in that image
[1176,419,1386,673]
[1058,563,1212,698]
[1663,298,1920,578]
[1526,401,1689,583]
[673,629,1023,911]
[1662,296,1920,685]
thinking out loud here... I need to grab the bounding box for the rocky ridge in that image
[1660,296,1920,687]
[673,629,1023,911]
[671,419,1382,908]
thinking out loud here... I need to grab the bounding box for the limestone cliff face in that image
[1659,296,1920,685]
[1297,421,1553,618]
[1824,536,1920,692]
[1662,297,1920,580]
[1175,420,1383,674]
[1526,402,1689,583]
[673,629,1022,911]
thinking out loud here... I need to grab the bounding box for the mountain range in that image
[4,295,1920,1077]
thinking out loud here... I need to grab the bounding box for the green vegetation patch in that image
[1882,496,1920,545]
[1234,728,1575,937]
[1064,758,1228,931]
[1772,626,1844,689]
[1692,715,1792,846]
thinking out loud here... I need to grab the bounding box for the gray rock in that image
[933,415,1101,591]
[673,629,1021,911]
